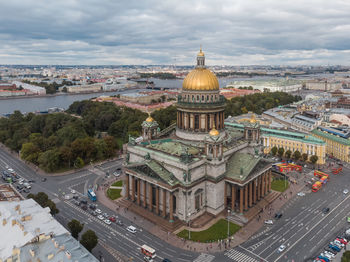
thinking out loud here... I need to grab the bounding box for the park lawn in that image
[176,219,241,242]
[111,180,123,187]
[107,188,122,200]
[271,179,289,192]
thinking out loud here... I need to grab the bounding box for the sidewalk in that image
[96,175,307,253]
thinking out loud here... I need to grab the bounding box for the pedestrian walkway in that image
[192,253,216,262]
[224,249,259,262]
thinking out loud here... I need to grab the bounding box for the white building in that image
[13,81,46,95]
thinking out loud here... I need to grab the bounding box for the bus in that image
[141,244,156,258]
[87,189,97,202]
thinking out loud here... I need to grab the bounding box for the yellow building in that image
[312,127,350,162]
[225,122,326,164]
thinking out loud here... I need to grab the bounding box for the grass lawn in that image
[176,219,241,242]
[111,180,123,187]
[271,179,289,192]
[107,188,122,200]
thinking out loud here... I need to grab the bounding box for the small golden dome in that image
[145,114,154,122]
[183,68,219,91]
[209,126,219,136]
[250,114,257,124]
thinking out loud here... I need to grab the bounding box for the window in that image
[194,115,199,130]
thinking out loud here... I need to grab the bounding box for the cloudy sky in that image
[1,0,350,65]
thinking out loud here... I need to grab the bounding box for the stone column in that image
[143,180,147,208]
[257,177,261,201]
[253,179,257,204]
[244,185,248,211]
[148,183,153,211]
[169,192,174,221]
[249,182,253,207]
[231,185,235,212]
[162,189,167,218]
[224,183,227,207]
[210,114,214,129]
[265,173,268,195]
[268,170,272,192]
[190,113,194,130]
[125,174,130,199]
[156,187,160,215]
[137,179,141,205]
[239,188,243,214]
[131,176,135,202]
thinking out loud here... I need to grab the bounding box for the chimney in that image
[21,215,32,222]
[47,253,54,260]
[54,241,59,248]
[29,249,35,257]
[23,231,28,236]
[15,204,20,211]
[59,245,65,251]
[2,219,6,226]
[65,251,71,259]
[12,219,17,226]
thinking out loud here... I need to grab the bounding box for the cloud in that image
[0,0,350,65]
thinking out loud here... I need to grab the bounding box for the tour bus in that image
[141,244,156,259]
[87,189,97,202]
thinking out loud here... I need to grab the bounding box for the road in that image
[221,165,350,262]
[0,148,199,262]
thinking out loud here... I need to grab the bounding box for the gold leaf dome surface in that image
[209,126,219,136]
[146,115,154,122]
[182,68,219,91]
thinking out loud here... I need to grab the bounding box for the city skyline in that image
[1,0,350,65]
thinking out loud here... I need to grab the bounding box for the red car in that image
[109,216,116,222]
[336,238,347,245]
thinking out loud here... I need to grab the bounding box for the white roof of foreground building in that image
[0,199,98,262]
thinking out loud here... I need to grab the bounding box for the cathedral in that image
[123,49,273,225]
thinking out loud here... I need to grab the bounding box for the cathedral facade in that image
[123,49,273,225]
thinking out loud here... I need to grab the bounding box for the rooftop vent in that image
[47,253,54,260]
[65,251,71,259]
[2,218,6,226]
[21,215,32,222]
[54,241,59,248]
[29,249,35,257]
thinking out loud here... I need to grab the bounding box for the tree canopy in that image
[27,192,59,215]
[80,230,98,252]
[68,219,84,239]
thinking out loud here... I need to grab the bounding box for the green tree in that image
[342,251,350,262]
[285,150,292,159]
[21,142,41,164]
[293,150,301,160]
[68,219,84,239]
[271,146,278,156]
[301,153,308,162]
[80,230,98,252]
[310,155,318,164]
[278,147,284,157]
[27,192,59,215]
[74,157,85,168]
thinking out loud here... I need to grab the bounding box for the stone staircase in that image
[118,198,183,232]
[190,212,215,228]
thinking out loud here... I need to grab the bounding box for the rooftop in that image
[145,140,201,157]
[0,184,23,201]
[312,128,350,146]
[226,153,261,181]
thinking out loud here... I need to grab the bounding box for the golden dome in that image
[197,47,205,57]
[145,114,154,122]
[183,68,219,91]
[209,126,219,136]
[250,114,257,124]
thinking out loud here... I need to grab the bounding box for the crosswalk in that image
[193,253,216,262]
[224,249,259,262]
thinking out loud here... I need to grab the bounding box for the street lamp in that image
[227,209,231,238]
[188,212,192,240]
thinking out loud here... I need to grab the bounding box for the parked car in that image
[117,220,123,226]
[113,171,121,177]
[103,213,109,218]
[89,204,97,210]
[95,209,102,214]
[73,200,80,206]
[81,205,87,211]
[144,257,153,262]
[104,219,112,225]
[343,189,349,194]
[80,199,88,205]
[97,215,104,220]
[126,226,137,234]
[109,216,116,222]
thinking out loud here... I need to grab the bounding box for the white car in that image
[97,215,104,220]
[23,182,31,189]
[277,244,286,253]
[324,251,335,258]
[126,225,137,234]
[71,189,76,194]
[104,219,112,225]
[95,209,102,214]
[64,195,71,200]
[264,220,274,225]
[344,189,349,194]
[113,172,120,177]
[297,192,305,196]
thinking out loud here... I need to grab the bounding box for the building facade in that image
[225,122,326,164]
[123,49,273,225]
[312,127,350,162]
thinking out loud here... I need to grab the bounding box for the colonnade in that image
[177,111,225,131]
[125,174,174,221]
[224,170,272,214]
